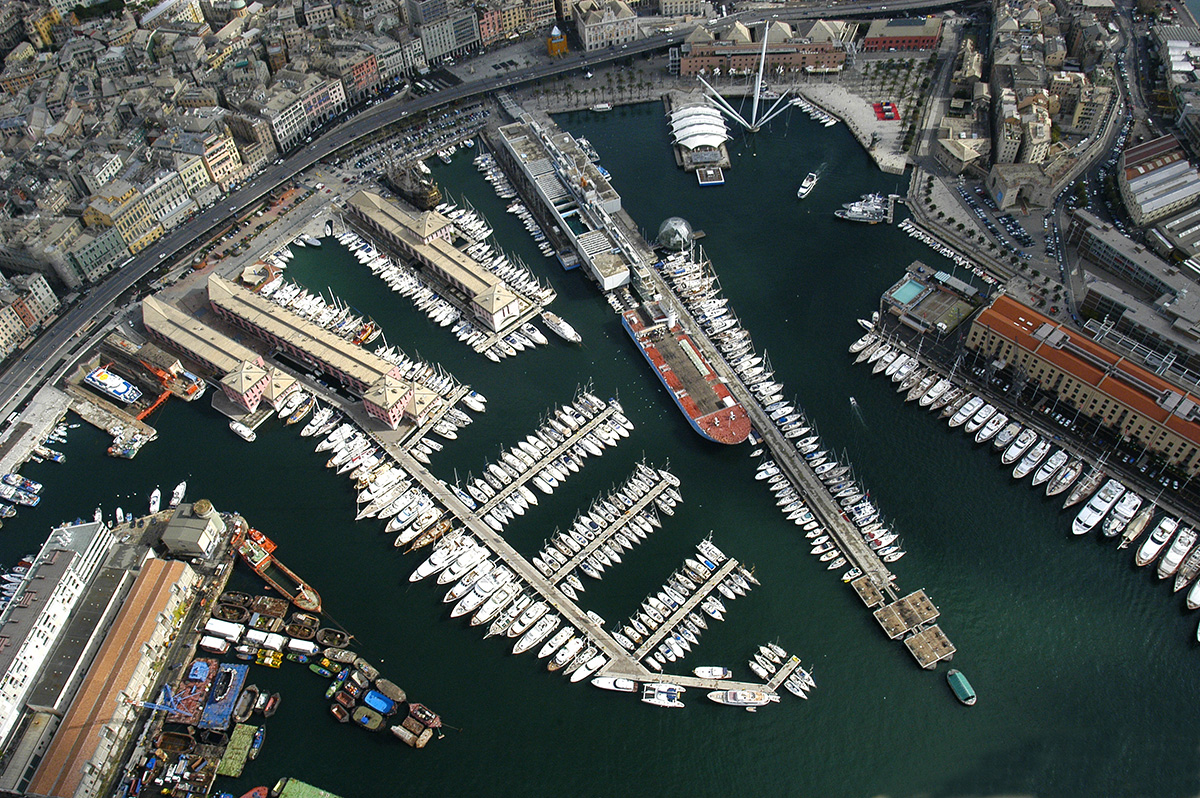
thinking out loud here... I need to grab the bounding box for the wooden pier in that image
[476,401,619,517]
[548,471,668,582]
[642,266,896,591]
[639,263,959,671]
[401,383,471,448]
[632,558,740,661]
[765,655,802,693]
[329,385,804,697]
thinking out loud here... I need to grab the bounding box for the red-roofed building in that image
[967,294,1200,474]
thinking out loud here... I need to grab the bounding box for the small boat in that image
[230,420,257,442]
[946,669,976,706]
[796,171,818,199]
[693,666,732,680]
[169,481,187,508]
[591,676,637,692]
[640,682,686,708]
[248,725,266,760]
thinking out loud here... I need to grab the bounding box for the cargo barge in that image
[232,523,322,612]
[621,302,751,444]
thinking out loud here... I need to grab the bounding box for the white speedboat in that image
[148,488,161,514]
[591,676,637,692]
[1136,516,1178,567]
[1071,478,1124,536]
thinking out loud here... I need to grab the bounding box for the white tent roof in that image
[669,105,729,150]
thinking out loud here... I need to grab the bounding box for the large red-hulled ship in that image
[232,523,322,612]
[621,302,751,445]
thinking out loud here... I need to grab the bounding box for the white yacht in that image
[1013,439,1051,480]
[1071,478,1125,536]
[948,396,983,428]
[1136,516,1179,567]
[1158,527,1197,579]
[707,690,779,710]
[1030,449,1068,487]
[1001,428,1038,465]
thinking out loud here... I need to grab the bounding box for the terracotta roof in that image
[28,559,191,798]
[975,295,1200,446]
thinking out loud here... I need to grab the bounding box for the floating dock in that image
[197,663,249,731]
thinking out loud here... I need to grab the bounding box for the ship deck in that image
[624,308,751,444]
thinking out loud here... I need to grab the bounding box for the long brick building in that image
[966,294,1200,475]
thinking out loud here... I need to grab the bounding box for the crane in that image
[126,685,181,714]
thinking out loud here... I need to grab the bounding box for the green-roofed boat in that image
[947,669,976,706]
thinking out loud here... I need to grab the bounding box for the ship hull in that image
[621,309,750,445]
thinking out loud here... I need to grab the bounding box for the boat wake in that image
[849,396,865,427]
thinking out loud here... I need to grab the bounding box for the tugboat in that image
[231,518,322,612]
[946,669,976,706]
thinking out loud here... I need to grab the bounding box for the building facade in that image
[967,294,1200,474]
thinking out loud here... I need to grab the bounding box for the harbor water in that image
[3,101,1198,797]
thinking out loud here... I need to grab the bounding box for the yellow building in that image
[547,25,568,56]
[24,8,62,49]
[82,180,164,254]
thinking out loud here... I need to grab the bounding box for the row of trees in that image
[530,69,657,108]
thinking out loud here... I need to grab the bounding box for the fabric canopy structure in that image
[668,104,729,151]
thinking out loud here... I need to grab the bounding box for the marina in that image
[5,98,1200,797]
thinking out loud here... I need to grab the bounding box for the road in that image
[0,0,971,420]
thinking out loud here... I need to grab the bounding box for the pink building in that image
[220,359,269,411]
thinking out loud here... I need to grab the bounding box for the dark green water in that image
[3,103,1198,797]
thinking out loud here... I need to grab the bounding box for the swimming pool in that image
[890,278,924,305]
